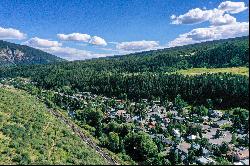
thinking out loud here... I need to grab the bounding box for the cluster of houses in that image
[54,90,249,165]
[1,78,249,165]
[97,96,249,165]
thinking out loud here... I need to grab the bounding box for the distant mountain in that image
[0,40,65,66]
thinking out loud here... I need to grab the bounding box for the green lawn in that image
[0,87,108,165]
[171,67,249,76]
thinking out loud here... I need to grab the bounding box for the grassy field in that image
[0,87,108,165]
[171,67,249,76]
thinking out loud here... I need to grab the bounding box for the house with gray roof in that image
[197,156,215,165]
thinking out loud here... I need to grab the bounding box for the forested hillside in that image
[0,36,248,75]
[0,36,248,109]
[0,36,249,165]
[0,40,64,66]
[0,87,108,165]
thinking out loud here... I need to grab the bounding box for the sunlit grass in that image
[172,67,249,76]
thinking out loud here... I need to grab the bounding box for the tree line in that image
[0,36,248,109]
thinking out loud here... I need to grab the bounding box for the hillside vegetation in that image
[0,36,249,165]
[0,36,248,109]
[0,36,248,75]
[0,87,108,165]
[0,40,64,66]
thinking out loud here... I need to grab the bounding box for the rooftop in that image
[178,141,191,154]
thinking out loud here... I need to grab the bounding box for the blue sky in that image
[0,0,249,60]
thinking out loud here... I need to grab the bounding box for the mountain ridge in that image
[0,40,65,66]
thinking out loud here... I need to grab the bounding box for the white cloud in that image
[89,36,107,46]
[116,40,159,51]
[108,41,119,45]
[171,8,213,24]
[209,13,236,26]
[170,1,247,26]
[168,22,249,47]
[168,36,195,47]
[57,33,91,42]
[39,46,112,61]
[57,33,107,46]
[169,1,248,47]
[40,46,91,60]
[23,37,62,47]
[218,1,248,14]
[0,27,26,40]
[22,35,109,60]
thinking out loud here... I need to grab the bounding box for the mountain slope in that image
[0,87,108,165]
[0,36,248,109]
[0,36,248,81]
[69,36,249,72]
[0,40,65,66]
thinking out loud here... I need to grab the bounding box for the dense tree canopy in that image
[124,132,158,161]
[0,36,248,109]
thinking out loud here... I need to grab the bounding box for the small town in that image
[58,91,249,165]
[1,75,249,165]
[0,77,249,165]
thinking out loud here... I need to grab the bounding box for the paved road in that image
[47,109,119,165]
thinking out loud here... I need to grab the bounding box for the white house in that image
[187,135,197,140]
[173,129,181,137]
[197,156,215,165]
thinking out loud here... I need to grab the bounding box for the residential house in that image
[173,116,185,123]
[132,115,141,122]
[168,102,173,107]
[169,110,178,116]
[201,125,210,133]
[115,99,122,103]
[148,121,156,129]
[196,156,215,165]
[187,135,197,141]
[173,129,181,137]
[115,109,126,117]
[131,102,136,106]
[202,116,210,124]
[116,104,124,110]
[202,148,210,157]
[209,109,223,118]
[161,124,168,131]
[177,141,191,161]
[191,143,200,150]
[153,100,161,106]
[81,92,91,96]
[151,134,174,145]
[123,113,132,122]
[203,128,232,145]
[163,117,171,124]
[233,149,249,161]
[158,106,166,114]
[148,110,161,118]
